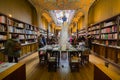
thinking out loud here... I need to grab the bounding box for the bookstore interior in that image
[0,0,120,80]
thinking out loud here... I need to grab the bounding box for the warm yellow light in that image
[8,14,12,17]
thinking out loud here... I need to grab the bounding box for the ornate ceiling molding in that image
[28,0,96,27]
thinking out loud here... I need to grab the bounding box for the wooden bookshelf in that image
[78,28,86,36]
[87,14,120,67]
[0,13,39,62]
[0,14,7,51]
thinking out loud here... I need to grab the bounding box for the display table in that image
[94,64,120,80]
[70,57,79,72]
[0,62,26,80]
[48,57,57,72]
[38,45,60,65]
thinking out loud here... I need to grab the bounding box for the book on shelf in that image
[3,35,7,40]
[96,25,100,29]
[25,24,33,30]
[13,21,18,27]
[108,34,112,39]
[0,35,7,40]
[18,23,24,28]
[14,28,25,33]
[113,33,117,39]
[106,28,111,33]
[30,26,34,30]
[19,35,25,39]
[95,35,99,39]
[8,19,13,26]
[25,30,31,34]
[0,24,6,32]
[25,35,35,39]
[112,26,117,32]
[105,34,108,39]
[101,28,111,33]
[96,30,99,34]
[103,21,115,27]
[25,24,29,29]
[101,34,103,39]
[0,16,6,23]
[8,26,14,32]
[0,43,4,48]
[101,34,108,39]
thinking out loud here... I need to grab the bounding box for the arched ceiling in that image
[28,0,95,26]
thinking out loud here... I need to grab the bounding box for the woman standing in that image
[4,34,21,63]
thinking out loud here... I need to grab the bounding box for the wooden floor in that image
[19,52,120,80]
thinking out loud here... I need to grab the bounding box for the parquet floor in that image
[19,52,120,80]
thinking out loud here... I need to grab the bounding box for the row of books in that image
[9,26,25,33]
[8,19,24,28]
[88,30,99,34]
[25,24,34,30]
[25,30,36,34]
[89,21,115,31]
[78,30,86,34]
[101,33,117,39]
[34,31,37,35]
[8,26,37,34]
[0,16,6,23]
[14,28,24,33]
[88,25,100,31]
[103,21,115,27]
[94,35,100,39]
[34,27,38,31]
[9,34,37,39]
[78,33,86,36]
[101,26,117,33]
[25,35,37,39]
[19,35,25,39]
[0,35,7,40]
[99,41,116,46]
[92,39,120,46]
[0,24,7,32]
[9,34,25,39]
[8,19,37,30]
